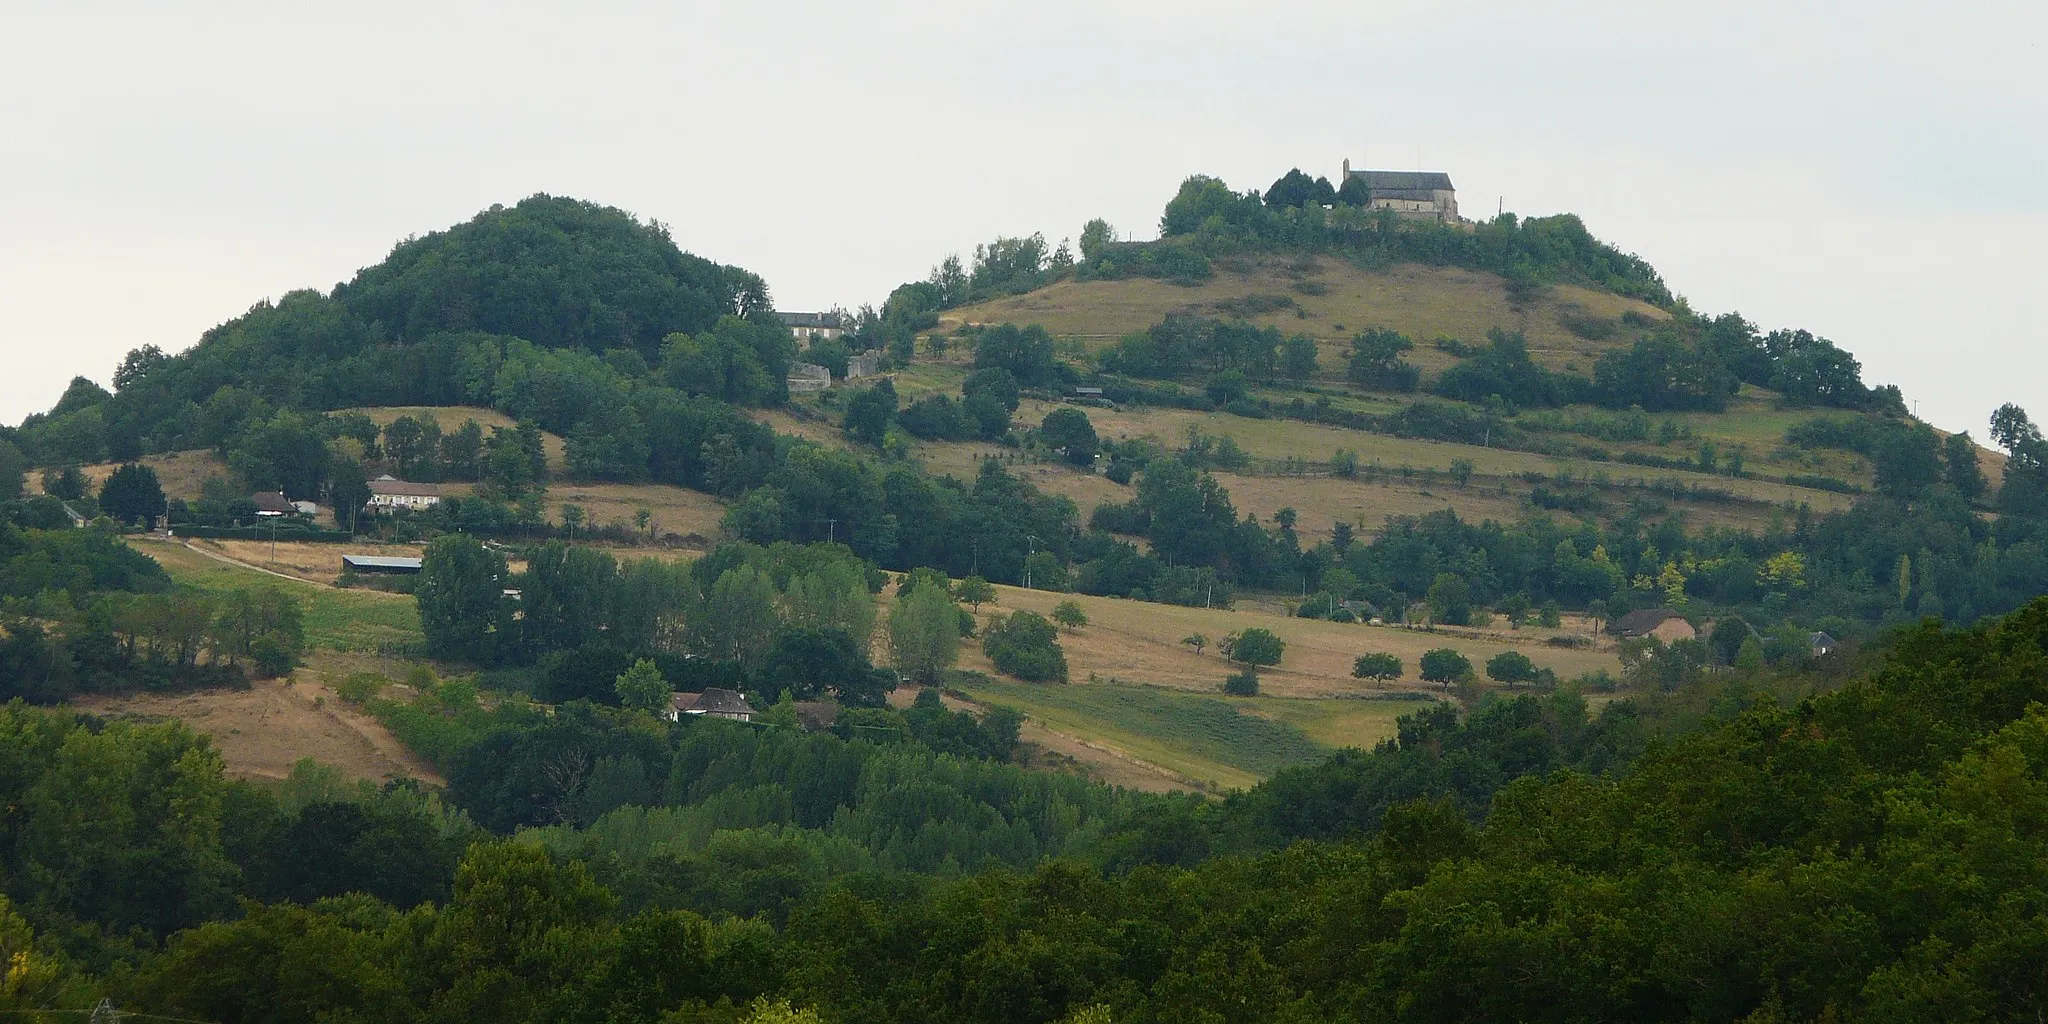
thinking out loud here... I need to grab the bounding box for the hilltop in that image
[7,176,2048,800]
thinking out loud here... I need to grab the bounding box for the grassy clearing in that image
[955,583,1618,698]
[1236,693,1439,750]
[138,538,424,654]
[943,258,1667,377]
[959,679,1330,790]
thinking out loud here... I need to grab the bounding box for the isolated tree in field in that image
[1038,408,1099,467]
[1222,627,1285,667]
[1485,650,1538,686]
[1050,600,1088,632]
[1419,648,1473,689]
[1181,633,1209,656]
[99,463,165,527]
[614,659,669,715]
[1352,652,1402,682]
[956,576,996,612]
[890,581,961,686]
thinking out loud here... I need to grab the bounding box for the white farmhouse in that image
[365,475,442,511]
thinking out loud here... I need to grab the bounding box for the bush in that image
[981,611,1068,682]
[1222,668,1260,696]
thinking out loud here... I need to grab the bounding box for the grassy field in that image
[958,678,1356,791]
[49,449,231,501]
[138,537,424,654]
[943,257,1668,377]
[952,583,1618,697]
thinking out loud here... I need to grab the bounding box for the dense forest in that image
[0,599,2037,1020]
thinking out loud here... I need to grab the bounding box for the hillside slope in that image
[945,256,1668,376]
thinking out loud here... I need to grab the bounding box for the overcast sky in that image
[2,1,2042,435]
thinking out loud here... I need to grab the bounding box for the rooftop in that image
[1344,169,1455,192]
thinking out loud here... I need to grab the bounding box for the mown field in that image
[137,537,424,654]
[956,678,1428,792]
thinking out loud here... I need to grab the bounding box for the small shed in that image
[341,554,424,576]
[1810,631,1838,657]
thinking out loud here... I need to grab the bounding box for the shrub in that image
[1222,668,1260,696]
[981,611,1069,682]
[1050,600,1088,632]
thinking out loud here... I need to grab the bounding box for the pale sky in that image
[3,1,2042,435]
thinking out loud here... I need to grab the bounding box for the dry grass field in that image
[952,583,1616,697]
[71,651,442,785]
[204,537,423,585]
[48,449,232,501]
[944,259,1668,378]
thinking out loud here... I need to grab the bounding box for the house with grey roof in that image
[777,311,844,342]
[667,688,756,723]
[1341,162,1460,223]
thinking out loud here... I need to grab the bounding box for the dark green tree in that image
[843,380,897,448]
[1222,627,1285,667]
[1038,408,1099,467]
[100,463,166,527]
[415,534,508,663]
[1419,647,1472,687]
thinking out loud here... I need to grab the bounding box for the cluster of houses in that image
[1608,608,1837,658]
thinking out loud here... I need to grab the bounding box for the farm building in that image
[340,554,423,575]
[1608,608,1697,644]
[667,688,755,723]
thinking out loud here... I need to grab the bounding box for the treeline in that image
[0,516,307,701]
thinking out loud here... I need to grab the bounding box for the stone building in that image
[777,311,844,342]
[1340,162,1460,223]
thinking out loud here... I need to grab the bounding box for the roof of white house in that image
[367,478,441,497]
[777,311,842,329]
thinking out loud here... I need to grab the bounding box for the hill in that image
[945,255,1670,377]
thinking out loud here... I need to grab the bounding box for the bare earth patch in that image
[70,652,441,786]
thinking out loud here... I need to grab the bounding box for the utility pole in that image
[1024,535,1037,589]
